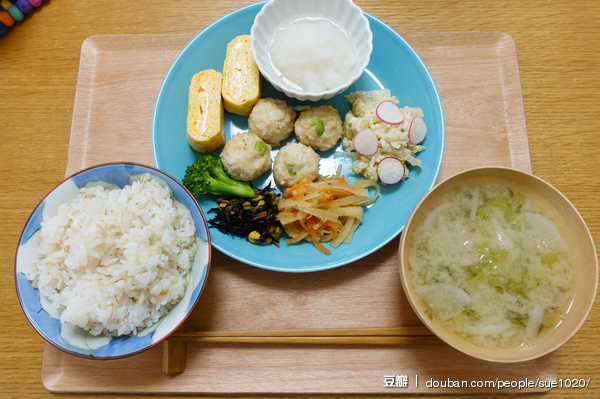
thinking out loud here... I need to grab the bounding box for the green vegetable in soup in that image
[477,195,515,221]
[508,310,528,327]
[464,308,481,320]
[541,309,555,330]
[424,309,433,320]
[539,251,558,265]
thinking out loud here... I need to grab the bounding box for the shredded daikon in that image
[277,176,379,254]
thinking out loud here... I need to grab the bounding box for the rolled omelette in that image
[187,69,225,153]
[222,35,261,116]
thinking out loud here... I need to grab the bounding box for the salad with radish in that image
[342,89,426,184]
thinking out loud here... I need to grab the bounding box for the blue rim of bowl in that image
[151,2,445,272]
[14,162,212,360]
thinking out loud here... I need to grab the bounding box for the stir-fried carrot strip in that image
[299,218,319,242]
[321,221,339,241]
[286,180,310,196]
[313,240,331,255]
[277,176,379,255]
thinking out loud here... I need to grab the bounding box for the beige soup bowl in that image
[398,166,598,362]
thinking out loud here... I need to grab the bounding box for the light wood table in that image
[1,0,598,397]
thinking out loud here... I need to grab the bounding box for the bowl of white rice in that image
[15,162,211,359]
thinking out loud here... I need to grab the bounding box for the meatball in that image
[248,98,297,146]
[220,132,272,181]
[273,143,320,187]
[294,105,343,151]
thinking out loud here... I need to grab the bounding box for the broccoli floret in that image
[182,154,255,198]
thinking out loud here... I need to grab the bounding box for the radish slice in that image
[408,117,427,144]
[416,284,473,321]
[352,129,379,156]
[377,157,405,185]
[376,101,404,125]
[525,304,545,339]
[465,320,511,336]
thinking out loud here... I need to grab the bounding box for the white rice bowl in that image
[25,173,198,337]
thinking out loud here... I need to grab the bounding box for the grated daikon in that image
[268,17,359,93]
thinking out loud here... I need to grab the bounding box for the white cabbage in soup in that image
[408,179,575,348]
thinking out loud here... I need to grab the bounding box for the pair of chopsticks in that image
[168,326,441,346]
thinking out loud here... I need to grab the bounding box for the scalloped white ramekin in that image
[250,0,373,102]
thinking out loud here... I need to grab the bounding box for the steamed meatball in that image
[294,105,343,151]
[248,98,297,146]
[273,143,320,187]
[220,132,271,181]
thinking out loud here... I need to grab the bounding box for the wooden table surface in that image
[1,0,598,397]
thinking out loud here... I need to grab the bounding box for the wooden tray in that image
[42,32,554,395]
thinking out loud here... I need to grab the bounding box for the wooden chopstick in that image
[163,326,440,373]
[171,326,431,337]
[167,335,441,345]
[168,326,441,346]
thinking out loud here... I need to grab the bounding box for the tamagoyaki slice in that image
[187,69,225,153]
[221,35,261,116]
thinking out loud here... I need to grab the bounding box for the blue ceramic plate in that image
[15,163,211,359]
[152,2,444,272]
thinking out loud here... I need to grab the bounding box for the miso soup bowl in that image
[398,167,597,363]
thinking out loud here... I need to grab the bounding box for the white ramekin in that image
[250,0,373,102]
